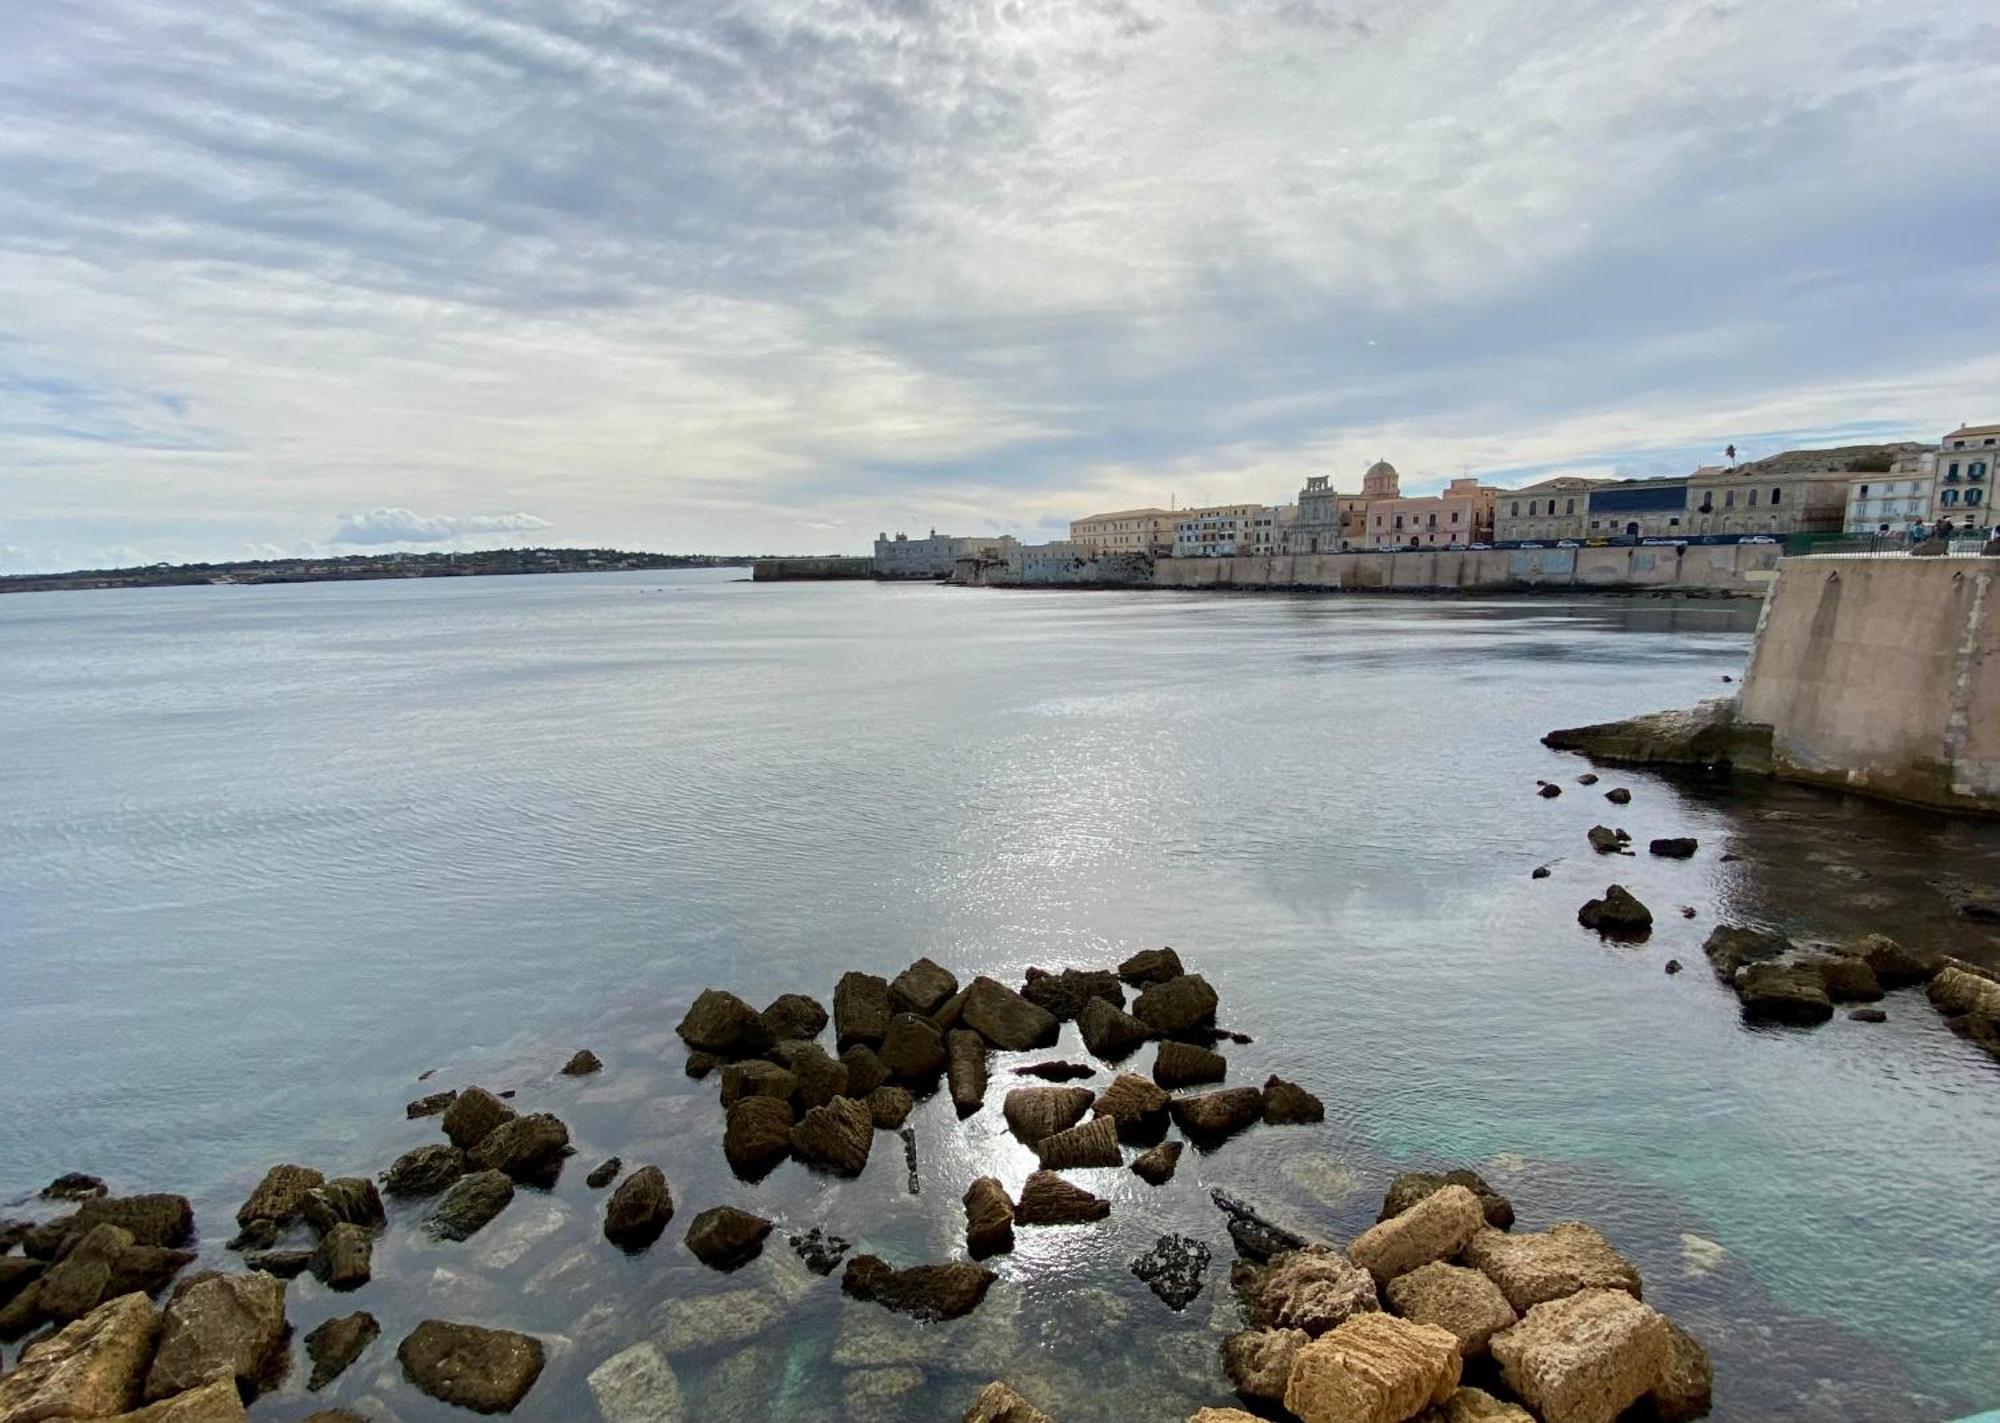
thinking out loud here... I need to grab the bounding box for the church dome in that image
[1362,459,1400,496]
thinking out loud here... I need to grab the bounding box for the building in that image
[1845,448,1935,534]
[1363,476,1498,549]
[1070,508,1177,556]
[1244,505,1296,555]
[1494,476,1602,543]
[1285,462,1398,553]
[1584,476,1690,539]
[874,530,1018,577]
[1934,423,1997,529]
[1686,444,1925,538]
[1170,503,1271,558]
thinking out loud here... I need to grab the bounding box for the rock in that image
[788,1042,850,1110]
[305,1310,379,1389]
[398,1319,546,1414]
[561,1049,602,1075]
[1489,1288,1671,1423]
[1576,885,1652,935]
[839,1044,890,1097]
[603,1166,674,1249]
[1380,1170,1515,1231]
[1421,1386,1536,1421]
[408,1089,458,1119]
[685,1206,774,1270]
[889,957,960,1017]
[1094,1072,1170,1140]
[899,1126,920,1195]
[858,1084,910,1129]
[833,972,893,1047]
[1035,1115,1121,1169]
[1211,1189,1315,1263]
[234,1165,323,1228]
[724,1096,796,1176]
[1664,960,1682,975]
[1283,1313,1461,1423]
[1842,934,1934,988]
[442,1086,517,1150]
[1131,1141,1184,1185]
[1076,996,1152,1060]
[302,1176,385,1235]
[879,1012,948,1080]
[684,1052,719,1079]
[760,992,830,1042]
[1847,1005,1888,1023]
[1015,1170,1111,1225]
[223,1219,278,1253]
[1532,865,1552,879]
[845,1365,924,1415]
[963,1177,1016,1258]
[1130,1233,1209,1309]
[1132,974,1219,1036]
[841,1255,995,1321]
[0,1292,160,1419]
[1262,1075,1324,1124]
[0,1256,46,1308]
[1733,961,1833,1024]
[40,1195,196,1254]
[29,1224,139,1325]
[1153,1039,1227,1087]
[310,1221,373,1290]
[1384,1262,1517,1356]
[720,1059,799,1108]
[106,1377,250,1422]
[1605,787,1631,805]
[467,1113,572,1185]
[1645,1317,1713,1423]
[961,976,1061,1050]
[429,1170,515,1240]
[1462,1223,1641,1313]
[1239,1245,1379,1335]
[789,1227,850,1276]
[1222,1326,1308,1402]
[1929,964,2000,1018]
[1012,1059,1095,1081]
[929,987,971,1032]
[1587,826,1623,854]
[1538,783,1562,798]
[653,1288,785,1355]
[243,1249,311,1279]
[143,1271,288,1403]
[587,1341,684,1423]
[1169,1086,1264,1142]
[1021,967,1124,1020]
[790,1096,874,1176]
[946,1029,988,1114]
[1800,951,1883,1002]
[677,988,775,1056]
[1117,946,1185,986]
[1701,924,1792,979]
[1648,838,1698,859]
[1003,1085,1095,1143]
[384,1143,467,1198]
[584,1157,623,1189]
[963,1380,1054,1423]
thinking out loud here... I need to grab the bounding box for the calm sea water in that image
[2,570,1995,1422]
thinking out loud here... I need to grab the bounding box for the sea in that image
[2,568,1995,1421]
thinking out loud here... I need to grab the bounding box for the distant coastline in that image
[0,547,755,596]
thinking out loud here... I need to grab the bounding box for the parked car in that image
[1641,537,1689,547]
[1742,535,1778,544]
[1468,542,1493,550]
[1518,542,1545,549]
[1555,539,1580,548]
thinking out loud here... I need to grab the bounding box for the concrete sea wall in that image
[1740,556,2000,813]
[1150,542,1782,594]
[753,556,874,580]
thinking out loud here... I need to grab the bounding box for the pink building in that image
[1365,477,1499,549]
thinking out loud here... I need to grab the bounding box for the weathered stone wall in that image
[1739,556,2000,813]
[1148,542,1782,594]
[752,557,874,581]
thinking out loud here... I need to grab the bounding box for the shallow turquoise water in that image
[2,570,1995,1420]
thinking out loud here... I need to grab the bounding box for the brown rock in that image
[34,1224,138,1324]
[760,992,829,1041]
[407,1089,458,1119]
[603,1165,674,1250]
[963,1380,1054,1422]
[947,1030,988,1114]
[1489,1288,1671,1423]
[879,1012,948,1080]
[866,1084,915,1128]
[1462,1223,1642,1314]
[104,1379,247,1422]
[428,1170,514,1240]
[441,1087,517,1150]
[1152,1039,1227,1087]
[719,1059,798,1109]
[560,1049,602,1075]
[235,1164,324,1227]
[1421,1386,1537,1421]
[839,1043,890,1097]
[1384,1261,1517,1356]
[723,1095,796,1176]
[301,1177,385,1235]
[1222,1326,1308,1401]
[1605,787,1631,804]
[1117,946,1184,986]
[1348,1184,1486,1284]
[1190,1412,1263,1423]
[1034,1115,1121,1169]
[0,1292,160,1420]
[790,1096,874,1176]
[1283,1313,1461,1423]
[305,1310,379,1390]
[383,1143,467,1198]
[833,972,893,1047]
[1093,1073,1169,1140]
[1169,1087,1264,1141]
[1076,996,1151,1060]
[840,1255,995,1321]
[677,988,775,1056]
[310,1222,373,1291]
[1020,967,1124,1020]
[1380,1170,1515,1231]
[684,1206,773,1270]
[1015,1170,1110,1225]
[144,1271,288,1403]
[1645,1317,1714,1423]
[1012,1060,1096,1081]
[1843,933,1934,988]
[466,1113,571,1185]
[963,1176,1016,1258]
[1131,1141,1184,1185]
[1733,961,1834,1024]
[31,1195,196,1256]
[961,976,1060,1050]
[1577,885,1652,935]
[1262,1075,1324,1124]
[398,1319,546,1414]
[1132,974,1219,1036]
[787,1041,850,1111]
[1003,1085,1094,1144]
[1239,1245,1379,1336]
[888,957,960,1017]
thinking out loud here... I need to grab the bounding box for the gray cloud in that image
[330,508,552,545]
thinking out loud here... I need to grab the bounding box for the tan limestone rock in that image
[1240,1245,1379,1336]
[0,1292,161,1421]
[1002,1087,1093,1144]
[1489,1288,1671,1423]
[1646,1318,1714,1423]
[1418,1385,1536,1421]
[1282,1313,1461,1423]
[106,1378,250,1423]
[1384,1262,1517,1356]
[1220,1327,1308,1401]
[1034,1116,1121,1169]
[963,1379,1055,1422]
[1462,1223,1642,1313]
[1347,1184,1485,1285]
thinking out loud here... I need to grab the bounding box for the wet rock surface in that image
[560,1048,602,1075]
[788,1226,850,1276]
[833,971,893,1047]
[1577,884,1653,935]
[1490,1287,1671,1423]
[441,1087,517,1150]
[947,1029,988,1114]
[963,1176,1016,1258]
[143,1270,288,1403]
[759,991,829,1042]
[1076,995,1152,1059]
[1283,1312,1462,1423]
[1131,1140,1184,1185]
[465,1112,571,1185]
[1033,1114,1121,1168]
[304,1310,379,1390]
[676,988,774,1057]
[1223,1325,1308,1402]
[1237,1244,1380,1335]
[866,1084,916,1128]
[1348,1183,1486,1284]
[1003,1085,1094,1143]
[1020,966,1124,1020]
[840,1255,996,1321]
[1261,1074,1324,1124]
[1015,1170,1111,1225]
[383,1143,466,1198]
[309,1220,373,1290]
[585,1156,623,1189]
[1153,1039,1227,1087]
[0,1292,161,1420]
[964,1379,1055,1422]
[1132,973,1219,1036]
[1462,1222,1642,1313]
[429,1170,515,1241]
[888,957,959,1017]
[879,1011,947,1080]
[1169,1086,1264,1142]
[789,1096,874,1175]
[723,1096,796,1177]
[1381,1169,1516,1231]
[235,1164,324,1227]
[961,976,1060,1050]
[602,1165,674,1249]
[1129,1232,1209,1309]
[398,1318,546,1414]
[1384,1261,1518,1356]
[1117,946,1184,986]
[684,1205,773,1270]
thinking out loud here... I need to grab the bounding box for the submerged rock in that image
[790,1096,874,1176]
[1131,1140,1184,1185]
[840,1255,995,1321]
[1015,1171,1110,1226]
[1462,1223,1642,1313]
[398,1319,546,1414]
[685,1206,773,1270]
[143,1271,288,1404]
[963,1176,1016,1259]
[961,977,1060,1050]
[560,1049,602,1076]
[789,1227,850,1276]
[384,1144,467,1199]
[1129,1233,1210,1310]
[41,1172,109,1201]
[1211,1189,1314,1263]
[407,1089,458,1119]
[1283,1313,1461,1423]
[1153,1039,1227,1087]
[1490,1288,1670,1423]
[1076,996,1151,1059]
[587,1341,683,1423]
[305,1310,379,1390]
[1117,946,1184,987]
[603,1166,674,1250]
[1576,885,1652,936]
[429,1170,515,1241]
[1223,1326,1308,1402]
[964,1380,1055,1423]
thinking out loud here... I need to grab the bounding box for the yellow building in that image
[1069,507,1178,555]
[1494,476,1601,542]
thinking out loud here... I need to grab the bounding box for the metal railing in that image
[1802,537,1993,559]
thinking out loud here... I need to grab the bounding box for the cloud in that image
[329,508,552,545]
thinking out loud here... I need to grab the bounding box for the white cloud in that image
[329,508,552,545]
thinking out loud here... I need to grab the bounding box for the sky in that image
[1,0,1996,570]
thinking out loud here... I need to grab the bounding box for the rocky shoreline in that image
[0,946,1733,1423]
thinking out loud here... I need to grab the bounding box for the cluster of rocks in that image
[958,1170,1710,1423]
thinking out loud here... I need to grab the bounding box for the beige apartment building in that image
[1285,462,1399,552]
[1934,423,1997,528]
[1493,476,1600,542]
[1365,476,1499,549]
[1171,502,1275,557]
[1685,445,1924,537]
[1070,507,1178,555]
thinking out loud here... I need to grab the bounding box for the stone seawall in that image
[1739,556,2000,813]
[1149,543,1782,595]
[753,556,874,581]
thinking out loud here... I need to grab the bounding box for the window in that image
[1565,498,1576,514]
[1973,463,1988,480]
[1859,485,1870,498]
[1669,517,1681,527]
[1510,501,1520,516]
[1770,488,1781,504]
[1971,488,1985,507]
[1748,490,1759,506]
[1725,491,1736,508]
[1948,463,1960,478]
[1943,489,1959,506]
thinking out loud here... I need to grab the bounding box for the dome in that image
[1361,459,1401,496]
[1366,460,1397,479]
